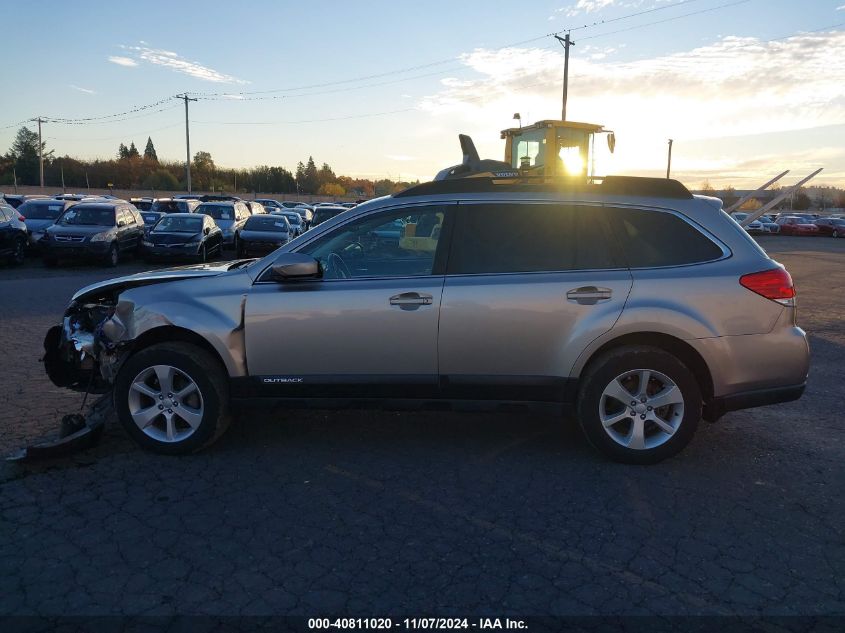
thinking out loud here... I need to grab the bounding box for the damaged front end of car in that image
[42,292,132,394]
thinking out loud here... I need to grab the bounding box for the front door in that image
[243,203,454,398]
[437,201,633,402]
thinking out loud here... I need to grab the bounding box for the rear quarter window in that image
[608,207,724,268]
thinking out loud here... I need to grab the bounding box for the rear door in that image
[0,206,12,255]
[437,201,632,401]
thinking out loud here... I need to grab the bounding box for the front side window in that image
[299,206,449,280]
[607,207,724,268]
[447,203,618,275]
[59,206,115,227]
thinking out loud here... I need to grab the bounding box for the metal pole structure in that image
[666,139,673,179]
[61,162,65,193]
[724,170,789,214]
[739,168,824,227]
[555,33,574,121]
[85,171,90,191]
[177,94,197,193]
[37,117,44,189]
[13,168,18,194]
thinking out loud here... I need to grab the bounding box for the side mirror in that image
[270,253,321,281]
[204,226,210,235]
[607,132,616,154]
[117,220,126,227]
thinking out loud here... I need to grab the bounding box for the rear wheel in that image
[834,230,839,238]
[576,345,701,464]
[114,342,231,454]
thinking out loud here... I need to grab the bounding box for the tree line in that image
[0,126,417,198]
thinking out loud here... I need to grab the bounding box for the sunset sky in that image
[2,0,844,189]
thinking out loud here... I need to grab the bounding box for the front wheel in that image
[9,237,25,265]
[576,345,701,464]
[106,243,119,267]
[114,342,231,454]
[834,230,839,238]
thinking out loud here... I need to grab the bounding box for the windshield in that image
[153,216,203,233]
[58,206,115,226]
[150,200,189,213]
[282,213,301,224]
[197,203,234,221]
[20,201,65,220]
[244,216,289,232]
[313,208,344,224]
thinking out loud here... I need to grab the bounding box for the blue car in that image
[196,200,251,249]
[17,199,79,250]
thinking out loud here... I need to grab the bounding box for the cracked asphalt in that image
[0,237,842,618]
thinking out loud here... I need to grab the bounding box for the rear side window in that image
[447,203,619,274]
[608,208,723,268]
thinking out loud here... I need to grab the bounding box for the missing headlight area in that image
[42,296,130,394]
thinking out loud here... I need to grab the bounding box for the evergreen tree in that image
[143,136,158,162]
[6,126,49,184]
[118,143,129,160]
[128,142,140,158]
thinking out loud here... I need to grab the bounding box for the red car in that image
[814,217,845,238]
[775,216,820,236]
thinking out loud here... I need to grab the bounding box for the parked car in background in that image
[340,202,357,209]
[142,213,223,263]
[237,214,292,257]
[196,200,251,249]
[295,204,314,227]
[270,210,304,236]
[140,198,202,235]
[4,194,49,209]
[757,214,780,234]
[130,197,155,211]
[311,204,347,227]
[42,202,144,267]
[54,194,95,202]
[254,199,285,212]
[775,215,820,236]
[173,194,203,200]
[244,201,267,215]
[730,212,765,235]
[0,202,28,265]
[17,199,79,250]
[814,217,845,237]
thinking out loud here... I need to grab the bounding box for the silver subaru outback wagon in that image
[43,176,809,463]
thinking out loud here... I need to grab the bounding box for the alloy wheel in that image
[127,364,205,443]
[13,239,25,264]
[598,368,685,450]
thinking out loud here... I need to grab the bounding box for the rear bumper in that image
[706,382,805,420]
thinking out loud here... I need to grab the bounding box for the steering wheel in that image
[326,252,352,279]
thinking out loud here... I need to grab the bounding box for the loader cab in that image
[501,120,614,182]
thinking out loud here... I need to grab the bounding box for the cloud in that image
[108,56,138,67]
[837,4,845,10]
[69,84,96,94]
[114,44,248,84]
[419,30,845,184]
[386,154,417,161]
[552,0,618,19]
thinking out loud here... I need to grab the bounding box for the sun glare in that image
[559,146,584,176]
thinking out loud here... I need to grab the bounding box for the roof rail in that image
[394,175,692,199]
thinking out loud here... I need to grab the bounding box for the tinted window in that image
[197,203,234,220]
[58,206,115,227]
[448,203,618,275]
[19,201,65,220]
[312,207,345,225]
[153,216,203,233]
[244,215,289,232]
[300,206,448,279]
[608,208,723,268]
[150,200,189,213]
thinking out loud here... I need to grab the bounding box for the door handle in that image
[389,292,433,308]
[566,286,613,305]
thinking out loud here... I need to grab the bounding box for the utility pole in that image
[85,171,90,191]
[554,33,575,121]
[176,94,197,192]
[37,117,45,189]
[13,168,18,194]
[666,139,674,179]
[61,162,66,193]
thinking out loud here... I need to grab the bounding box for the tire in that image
[576,345,702,464]
[236,240,245,258]
[198,244,207,263]
[113,342,231,455]
[834,230,839,238]
[9,237,25,266]
[106,243,119,267]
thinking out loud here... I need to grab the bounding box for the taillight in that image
[740,268,795,304]
[18,215,25,221]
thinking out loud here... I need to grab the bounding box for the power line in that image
[578,0,751,42]
[193,107,418,125]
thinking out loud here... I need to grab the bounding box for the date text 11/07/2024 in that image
[307,618,528,630]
